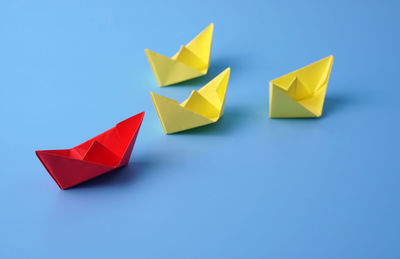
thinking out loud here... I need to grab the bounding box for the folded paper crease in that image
[35,112,145,189]
[269,55,333,118]
[151,68,230,134]
[145,23,214,86]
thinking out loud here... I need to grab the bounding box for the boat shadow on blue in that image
[322,93,361,118]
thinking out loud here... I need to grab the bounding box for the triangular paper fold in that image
[145,23,214,86]
[36,112,145,189]
[151,68,230,134]
[269,56,333,118]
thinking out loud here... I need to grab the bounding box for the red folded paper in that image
[36,112,145,189]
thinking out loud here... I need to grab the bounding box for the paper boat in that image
[35,112,145,189]
[269,55,334,118]
[150,68,230,134]
[145,23,214,86]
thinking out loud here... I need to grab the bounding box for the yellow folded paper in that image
[269,55,334,118]
[150,68,230,134]
[145,23,214,87]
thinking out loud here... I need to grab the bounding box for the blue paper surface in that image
[1,0,399,258]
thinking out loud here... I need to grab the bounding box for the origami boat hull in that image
[269,56,333,118]
[145,23,214,86]
[145,49,206,86]
[36,112,145,189]
[150,68,230,134]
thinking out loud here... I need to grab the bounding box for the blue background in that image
[1,0,399,258]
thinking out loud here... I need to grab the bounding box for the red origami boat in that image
[36,112,145,189]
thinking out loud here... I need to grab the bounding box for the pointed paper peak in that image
[205,23,214,30]
[144,48,153,55]
[199,67,230,96]
[150,92,179,105]
[150,91,163,99]
[36,150,48,159]
[35,149,73,159]
[310,55,334,67]
[221,67,231,77]
[286,76,313,101]
[309,55,333,89]
[150,91,161,100]
[270,55,334,93]
[36,151,51,171]
[136,111,145,119]
[209,67,230,86]
[313,55,334,70]
[81,140,121,167]
[186,23,214,65]
[192,67,230,116]
[218,67,230,75]
[197,23,214,35]
[215,67,230,96]
[116,111,144,132]
[173,45,207,72]
[115,112,144,149]
[117,112,145,127]
[35,150,66,189]
[182,90,220,120]
[187,89,200,99]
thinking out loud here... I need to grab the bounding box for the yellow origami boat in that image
[150,68,230,134]
[145,23,214,87]
[269,55,334,118]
